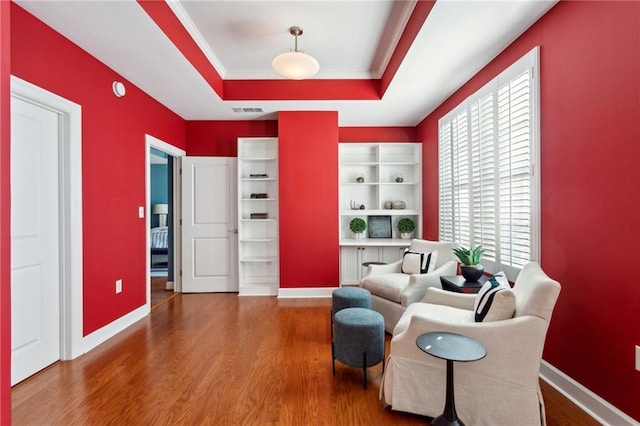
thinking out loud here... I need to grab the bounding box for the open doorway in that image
[149,148,172,307]
[145,135,185,309]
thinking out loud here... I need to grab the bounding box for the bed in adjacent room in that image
[151,226,168,267]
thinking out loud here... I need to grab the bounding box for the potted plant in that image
[397,217,415,239]
[452,245,485,282]
[349,217,367,239]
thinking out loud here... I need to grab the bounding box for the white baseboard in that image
[278,287,337,298]
[540,361,638,425]
[81,304,149,355]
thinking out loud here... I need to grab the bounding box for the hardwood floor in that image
[151,276,176,308]
[12,294,599,425]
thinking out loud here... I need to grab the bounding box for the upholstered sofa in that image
[359,239,459,332]
[380,261,561,425]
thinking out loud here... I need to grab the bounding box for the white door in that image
[182,157,237,292]
[10,96,61,385]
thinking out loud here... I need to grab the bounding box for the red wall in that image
[418,1,640,420]
[339,127,419,142]
[186,120,277,156]
[0,1,11,422]
[10,4,186,335]
[278,112,339,288]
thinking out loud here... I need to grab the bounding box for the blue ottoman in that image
[331,287,372,337]
[332,287,371,315]
[332,307,385,389]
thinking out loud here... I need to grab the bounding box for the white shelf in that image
[240,257,278,263]
[340,209,420,216]
[340,238,412,247]
[238,137,279,296]
[239,157,277,161]
[338,143,422,286]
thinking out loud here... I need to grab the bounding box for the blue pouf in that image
[332,307,385,389]
[332,287,371,315]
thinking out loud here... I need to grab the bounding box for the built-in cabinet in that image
[339,143,422,286]
[237,138,279,296]
[340,244,408,286]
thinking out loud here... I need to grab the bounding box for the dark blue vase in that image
[461,264,484,282]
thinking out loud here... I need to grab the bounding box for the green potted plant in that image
[452,245,485,282]
[397,217,415,239]
[349,217,367,239]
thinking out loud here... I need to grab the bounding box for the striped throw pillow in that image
[474,271,515,322]
[401,250,437,275]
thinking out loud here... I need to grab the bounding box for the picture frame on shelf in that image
[367,215,392,238]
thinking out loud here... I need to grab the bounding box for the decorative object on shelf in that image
[392,200,406,209]
[272,26,319,80]
[367,215,392,238]
[152,203,168,227]
[383,201,393,210]
[356,174,365,183]
[395,174,404,183]
[350,200,365,210]
[453,245,485,282]
[397,217,415,239]
[250,193,268,199]
[250,212,269,219]
[349,217,367,239]
[249,173,268,178]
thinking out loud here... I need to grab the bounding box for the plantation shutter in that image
[438,47,539,280]
[439,122,454,242]
[497,70,532,268]
[452,110,470,247]
[470,92,497,262]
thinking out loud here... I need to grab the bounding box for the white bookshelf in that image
[237,138,279,296]
[338,143,422,285]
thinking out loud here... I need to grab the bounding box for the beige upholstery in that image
[380,262,561,426]
[360,239,459,332]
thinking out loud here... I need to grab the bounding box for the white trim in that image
[145,134,185,302]
[277,287,336,298]
[540,361,638,426]
[10,75,84,360]
[81,305,148,354]
[166,0,227,80]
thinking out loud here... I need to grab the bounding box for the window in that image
[439,47,540,280]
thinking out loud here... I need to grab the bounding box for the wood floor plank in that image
[12,294,598,425]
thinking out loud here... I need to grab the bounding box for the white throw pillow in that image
[401,250,437,274]
[473,271,515,322]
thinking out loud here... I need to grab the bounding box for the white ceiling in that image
[15,0,557,126]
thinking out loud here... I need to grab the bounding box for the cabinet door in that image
[340,247,360,286]
[380,246,405,264]
[358,246,380,281]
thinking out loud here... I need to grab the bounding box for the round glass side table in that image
[416,332,487,426]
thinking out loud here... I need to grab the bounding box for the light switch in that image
[138,206,144,218]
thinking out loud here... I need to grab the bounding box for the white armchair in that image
[360,239,459,332]
[380,262,561,426]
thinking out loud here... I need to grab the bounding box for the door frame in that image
[10,75,83,360]
[145,135,185,302]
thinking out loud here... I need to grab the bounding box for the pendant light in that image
[272,26,319,80]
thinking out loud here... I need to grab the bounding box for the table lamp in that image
[152,203,168,227]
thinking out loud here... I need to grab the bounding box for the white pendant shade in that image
[272,26,319,80]
[272,51,319,80]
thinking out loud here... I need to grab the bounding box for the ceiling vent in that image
[232,107,264,113]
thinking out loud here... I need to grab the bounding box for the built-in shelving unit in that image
[338,143,422,285]
[237,138,279,296]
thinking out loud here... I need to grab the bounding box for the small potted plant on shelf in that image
[349,217,367,239]
[397,217,415,239]
[452,245,485,282]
